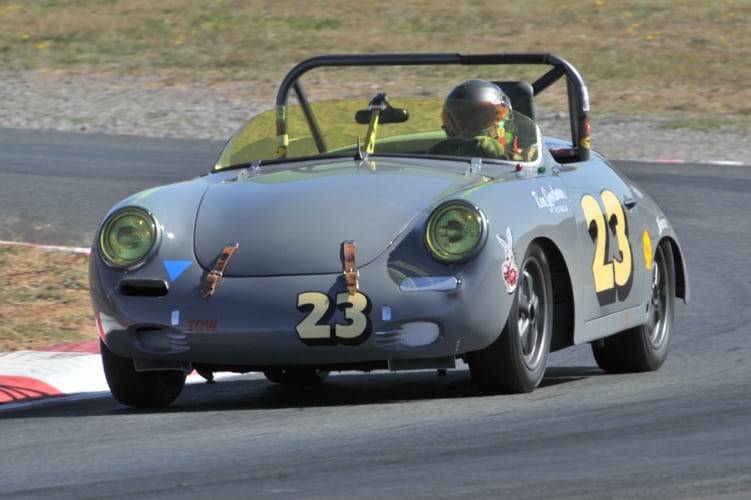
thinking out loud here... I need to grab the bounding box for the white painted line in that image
[0,240,90,255]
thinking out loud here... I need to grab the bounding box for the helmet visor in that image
[443,99,510,135]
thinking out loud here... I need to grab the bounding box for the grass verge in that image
[1,0,749,123]
[0,245,95,351]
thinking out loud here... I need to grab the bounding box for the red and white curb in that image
[0,340,236,405]
[0,343,106,403]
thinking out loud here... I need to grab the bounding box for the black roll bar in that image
[274,52,590,162]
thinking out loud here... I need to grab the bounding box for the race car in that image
[89,52,688,408]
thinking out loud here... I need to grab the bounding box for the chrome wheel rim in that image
[517,259,548,370]
[646,247,670,350]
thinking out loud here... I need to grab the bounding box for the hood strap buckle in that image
[342,240,359,296]
[201,243,239,299]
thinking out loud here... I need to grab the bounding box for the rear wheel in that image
[468,242,553,394]
[592,240,675,373]
[100,340,186,408]
[263,368,329,385]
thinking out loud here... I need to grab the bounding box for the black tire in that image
[263,368,329,385]
[591,240,675,373]
[100,340,186,408]
[468,242,553,394]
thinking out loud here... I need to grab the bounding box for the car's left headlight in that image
[425,200,487,264]
[99,207,160,269]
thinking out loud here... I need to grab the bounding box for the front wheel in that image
[468,242,553,394]
[592,240,676,373]
[100,340,186,408]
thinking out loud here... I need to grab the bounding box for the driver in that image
[430,79,535,161]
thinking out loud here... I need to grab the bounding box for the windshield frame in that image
[213,98,543,171]
[213,52,590,172]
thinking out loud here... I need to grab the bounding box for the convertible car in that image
[89,52,688,408]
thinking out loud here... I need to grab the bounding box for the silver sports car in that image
[89,52,688,408]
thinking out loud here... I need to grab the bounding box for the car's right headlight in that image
[99,207,159,269]
[425,200,487,264]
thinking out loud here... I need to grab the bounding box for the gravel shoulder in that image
[2,70,748,164]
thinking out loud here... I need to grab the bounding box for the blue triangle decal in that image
[163,260,192,282]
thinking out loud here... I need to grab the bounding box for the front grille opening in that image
[118,279,169,297]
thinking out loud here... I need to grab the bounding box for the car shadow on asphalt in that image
[0,365,604,418]
[136,365,604,414]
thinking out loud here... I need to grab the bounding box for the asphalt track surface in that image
[1,128,750,499]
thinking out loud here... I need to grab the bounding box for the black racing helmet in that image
[441,80,512,137]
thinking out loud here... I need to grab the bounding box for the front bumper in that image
[91,247,511,372]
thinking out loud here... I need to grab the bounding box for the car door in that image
[558,160,647,326]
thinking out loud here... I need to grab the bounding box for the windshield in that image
[214,97,541,170]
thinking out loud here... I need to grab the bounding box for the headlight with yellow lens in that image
[425,200,487,264]
[99,207,159,269]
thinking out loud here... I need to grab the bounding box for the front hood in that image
[194,160,488,276]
